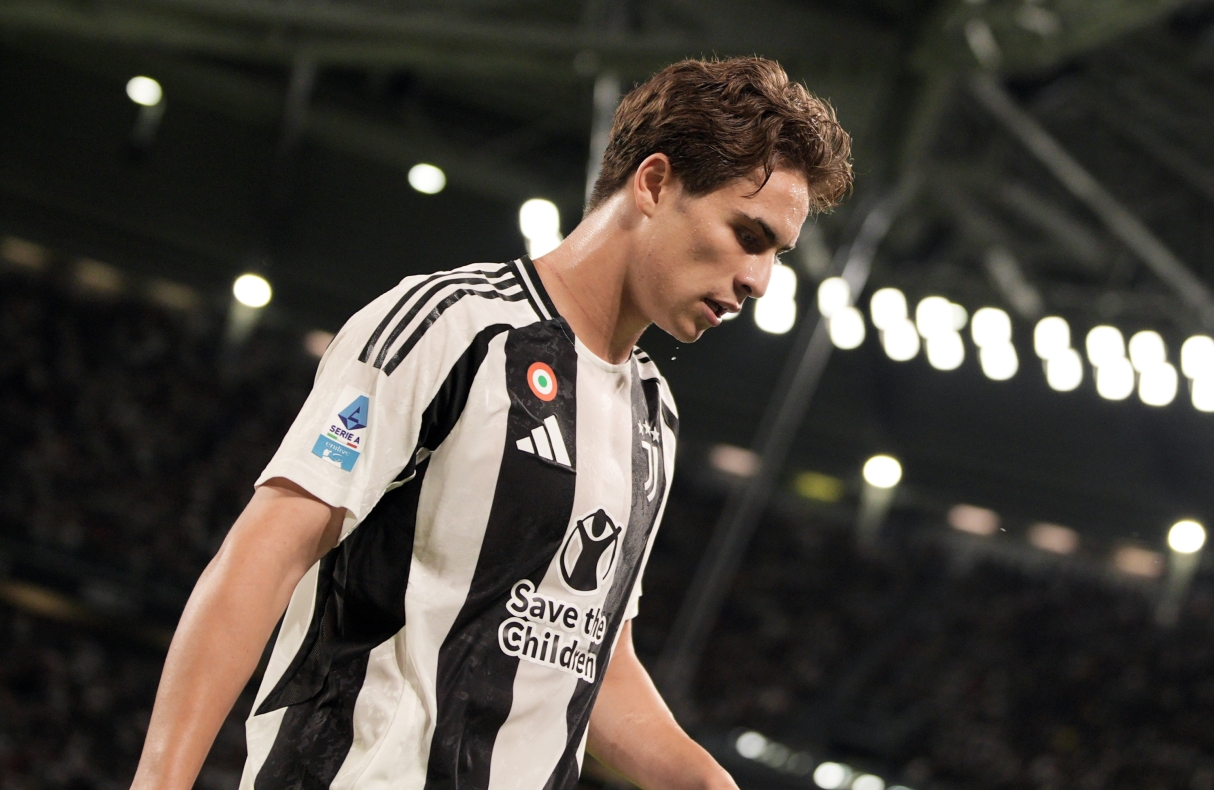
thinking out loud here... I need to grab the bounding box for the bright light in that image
[925,331,964,371]
[1113,545,1163,578]
[303,330,334,358]
[519,199,562,256]
[915,296,954,338]
[1138,362,1178,407]
[829,306,866,349]
[813,762,849,790]
[735,731,768,759]
[863,455,902,489]
[817,276,848,319]
[1181,335,1214,379]
[232,273,272,308]
[979,343,1018,380]
[1086,325,1125,368]
[852,775,886,790]
[1095,357,1134,400]
[126,76,163,107]
[948,504,999,536]
[1034,316,1071,360]
[951,303,968,331]
[1193,376,1214,412]
[1128,330,1166,372]
[882,320,920,361]
[1045,349,1083,392]
[1169,520,1207,554]
[710,445,760,478]
[755,297,796,334]
[870,287,908,330]
[1028,523,1079,554]
[971,307,1012,348]
[768,264,798,301]
[408,163,446,194]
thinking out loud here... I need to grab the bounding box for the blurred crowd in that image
[4,265,1214,790]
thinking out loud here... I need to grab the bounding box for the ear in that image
[632,153,674,218]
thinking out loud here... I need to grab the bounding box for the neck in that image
[531,196,649,365]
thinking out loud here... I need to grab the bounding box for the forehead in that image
[702,168,811,232]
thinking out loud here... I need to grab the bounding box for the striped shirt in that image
[240,256,678,790]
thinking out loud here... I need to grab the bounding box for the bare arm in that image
[588,622,738,790]
[131,478,344,790]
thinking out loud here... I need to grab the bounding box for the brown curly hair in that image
[586,57,853,215]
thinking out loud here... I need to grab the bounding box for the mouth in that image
[703,297,737,327]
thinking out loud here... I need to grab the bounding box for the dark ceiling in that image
[3,0,1214,551]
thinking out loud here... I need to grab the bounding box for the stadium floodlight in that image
[1045,348,1083,392]
[1034,316,1071,360]
[950,302,968,332]
[971,307,1012,348]
[816,276,848,319]
[979,343,1018,381]
[914,296,953,338]
[925,331,964,371]
[408,163,446,195]
[735,731,767,759]
[1138,362,1178,407]
[1094,357,1134,400]
[852,775,886,790]
[862,455,902,489]
[1128,330,1166,372]
[881,319,920,361]
[813,762,849,790]
[755,297,796,334]
[828,306,866,349]
[1193,376,1214,413]
[869,287,908,330]
[1181,335,1214,380]
[519,198,562,257]
[1168,520,1206,554]
[768,263,798,302]
[1085,325,1125,368]
[126,76,163,107]
[232,273,272,308]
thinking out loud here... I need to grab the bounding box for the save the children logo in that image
[558,509,621,595]
[498,579,608,683]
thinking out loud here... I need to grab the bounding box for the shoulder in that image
[631,346,679,425]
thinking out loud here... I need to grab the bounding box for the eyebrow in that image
[743,214,796,254]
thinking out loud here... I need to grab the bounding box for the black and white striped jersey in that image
[240,256,678,790]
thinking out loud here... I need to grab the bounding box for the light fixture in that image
[709,445,760,478]
[126,76,163,107]
[915,296,954,338]
[870,287,908,330]
[1181,335,1214,379]
[1028,523,1079,554]
[1168,520,1206,554]
[735,731,768,759]
[519,198,562,257]
[979,343,1018,380]
[1193,376,1214,412]
[948,504,999,536]
[813,762,849,790]
[828,306,866,349]
[862,455,902,489]
[881,319,920,361]
[1034,316,1071,360]
[1045,348,1083,392]
[1094,357,1134,400]
[925,331,964,371]
[817,276,849,319]
[1138,362,1178,407]
[1128,330,1166,372]
[1113,545,1163,578]
[852,775,886,790]
[408,163,446,194]
[971,307,1012,348]
[1086,325,1126,368]
[232,273,272,308]
[303,330,334,358]
[756,264,798,335]
[950,303,968,331]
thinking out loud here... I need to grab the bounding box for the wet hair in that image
[586,56,853,214]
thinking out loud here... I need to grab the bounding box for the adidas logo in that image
[516,415,572,468]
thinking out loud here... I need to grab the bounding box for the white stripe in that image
[513,258,552,320]
[544,416,571,467]
[516,435,535,454]
[532,425,553,460]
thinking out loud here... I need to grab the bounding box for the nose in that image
[736,257,774,302]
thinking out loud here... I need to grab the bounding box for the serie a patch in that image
[311,386,371,472]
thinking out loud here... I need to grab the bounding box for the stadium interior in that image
[3,0,1214,787]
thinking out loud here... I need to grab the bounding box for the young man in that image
[132,57,851,790]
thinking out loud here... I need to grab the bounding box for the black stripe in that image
[359,265,511,364]
[375,275,521,371]
[542,363,670,790]
[423,322,579,790]
[382,288,527,376]
[253,326,508,790]
[517,255,560,319]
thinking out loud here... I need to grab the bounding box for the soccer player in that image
[132,56,851,790]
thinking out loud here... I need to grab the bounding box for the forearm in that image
[131,482,341,790]
[588,624,736,790]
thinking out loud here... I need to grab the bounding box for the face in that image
[627,160,812,343]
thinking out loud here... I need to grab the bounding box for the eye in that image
[735,226,764,254]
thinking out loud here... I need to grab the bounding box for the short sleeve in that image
[256,265,533,525]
